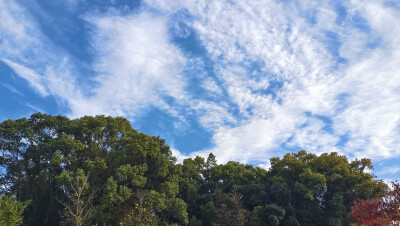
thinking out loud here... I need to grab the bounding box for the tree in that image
[0,194,30,226]
[0,113,187,225]
[264,203,285,226]
[0,114,391,226]
[200,201,217,226]
[56,169,95,226]
[268,151,387,225]
[215,187,245,226]
[0,113,70,225]
[121,192,156,226]
[350,181,400,225]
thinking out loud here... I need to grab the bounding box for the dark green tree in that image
[0,114,388,226]
[0,113,188,225]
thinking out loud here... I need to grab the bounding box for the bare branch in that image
[57,171,95,226]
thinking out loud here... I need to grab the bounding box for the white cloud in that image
[1,0,399,176]
[44,61,92,116]
[1,83,23,96]
[285,117,339,154]
[170,147,189,163]
[257,161,271,171]
[25,102,44,113]
[0,0,69,99]
[0,0,32,45]
[0,0,53,65]
[378,167,400,176]
[145,0,400,164]
[73,12,188,118]
[331,0,400,159]
[162,0,337,163]
[196,116,299,163]
[7,10,191,120]
[1,59,49,96]
[190,100,236,131]
[202,78,222,94]
[0,1,190,122]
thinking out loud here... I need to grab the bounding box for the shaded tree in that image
[215,187,245,226]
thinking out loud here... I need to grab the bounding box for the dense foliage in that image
[0,194,30,225]
[350,181,400,225]
[0,113,388,225]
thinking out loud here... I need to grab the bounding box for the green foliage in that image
[268,150,387,225]
[264,203,285,223]
[56,169,95,226]
[200,201,217,226]
[121,193,157,226]
[0,114,388,225]
[0,195,30,226]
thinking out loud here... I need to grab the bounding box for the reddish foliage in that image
[388,182,400,222]
[350,198,391,226]
[350,181,400,226]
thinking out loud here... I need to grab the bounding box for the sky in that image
[0,0,399,181]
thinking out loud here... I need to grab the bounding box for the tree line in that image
[0,113,393,225]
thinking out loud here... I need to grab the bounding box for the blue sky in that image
[0,0,399,181]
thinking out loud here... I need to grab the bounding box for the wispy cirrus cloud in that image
[1,83,23,96]
[0,0,35,56]
[1,59,49,96]
[145,0,400,167]
[79,12,187,118]
[145,0,336,162]
[43,9,191,119]
[0,0,71,100]
[331,0,400,159]
[0,0,399,180]
[1,1,191,121]
[378,167,400,176]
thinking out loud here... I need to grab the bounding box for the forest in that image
[0,113,398,225]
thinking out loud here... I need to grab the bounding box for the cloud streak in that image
[1,59,49,96]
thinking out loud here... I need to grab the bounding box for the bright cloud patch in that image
[145,0,400,164]
[81,12,187,117]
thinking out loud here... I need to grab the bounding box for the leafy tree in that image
[244,206,264,226]
[200,201,217,226]
[121,192,157,226]
[0,113,187,225]
[0,114,70,225]
[269,150,387,225]
[215,187,245,226]
[350,181,400,225]
[264,203,285,226]
[56,169,95,226]
[0,114,391,226]
[0,194,30,226]
[326,193,346,225]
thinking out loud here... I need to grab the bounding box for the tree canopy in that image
[0,113,389,225]
[350,181,400,225]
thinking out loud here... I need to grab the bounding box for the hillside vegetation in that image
[0,113,388,225]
